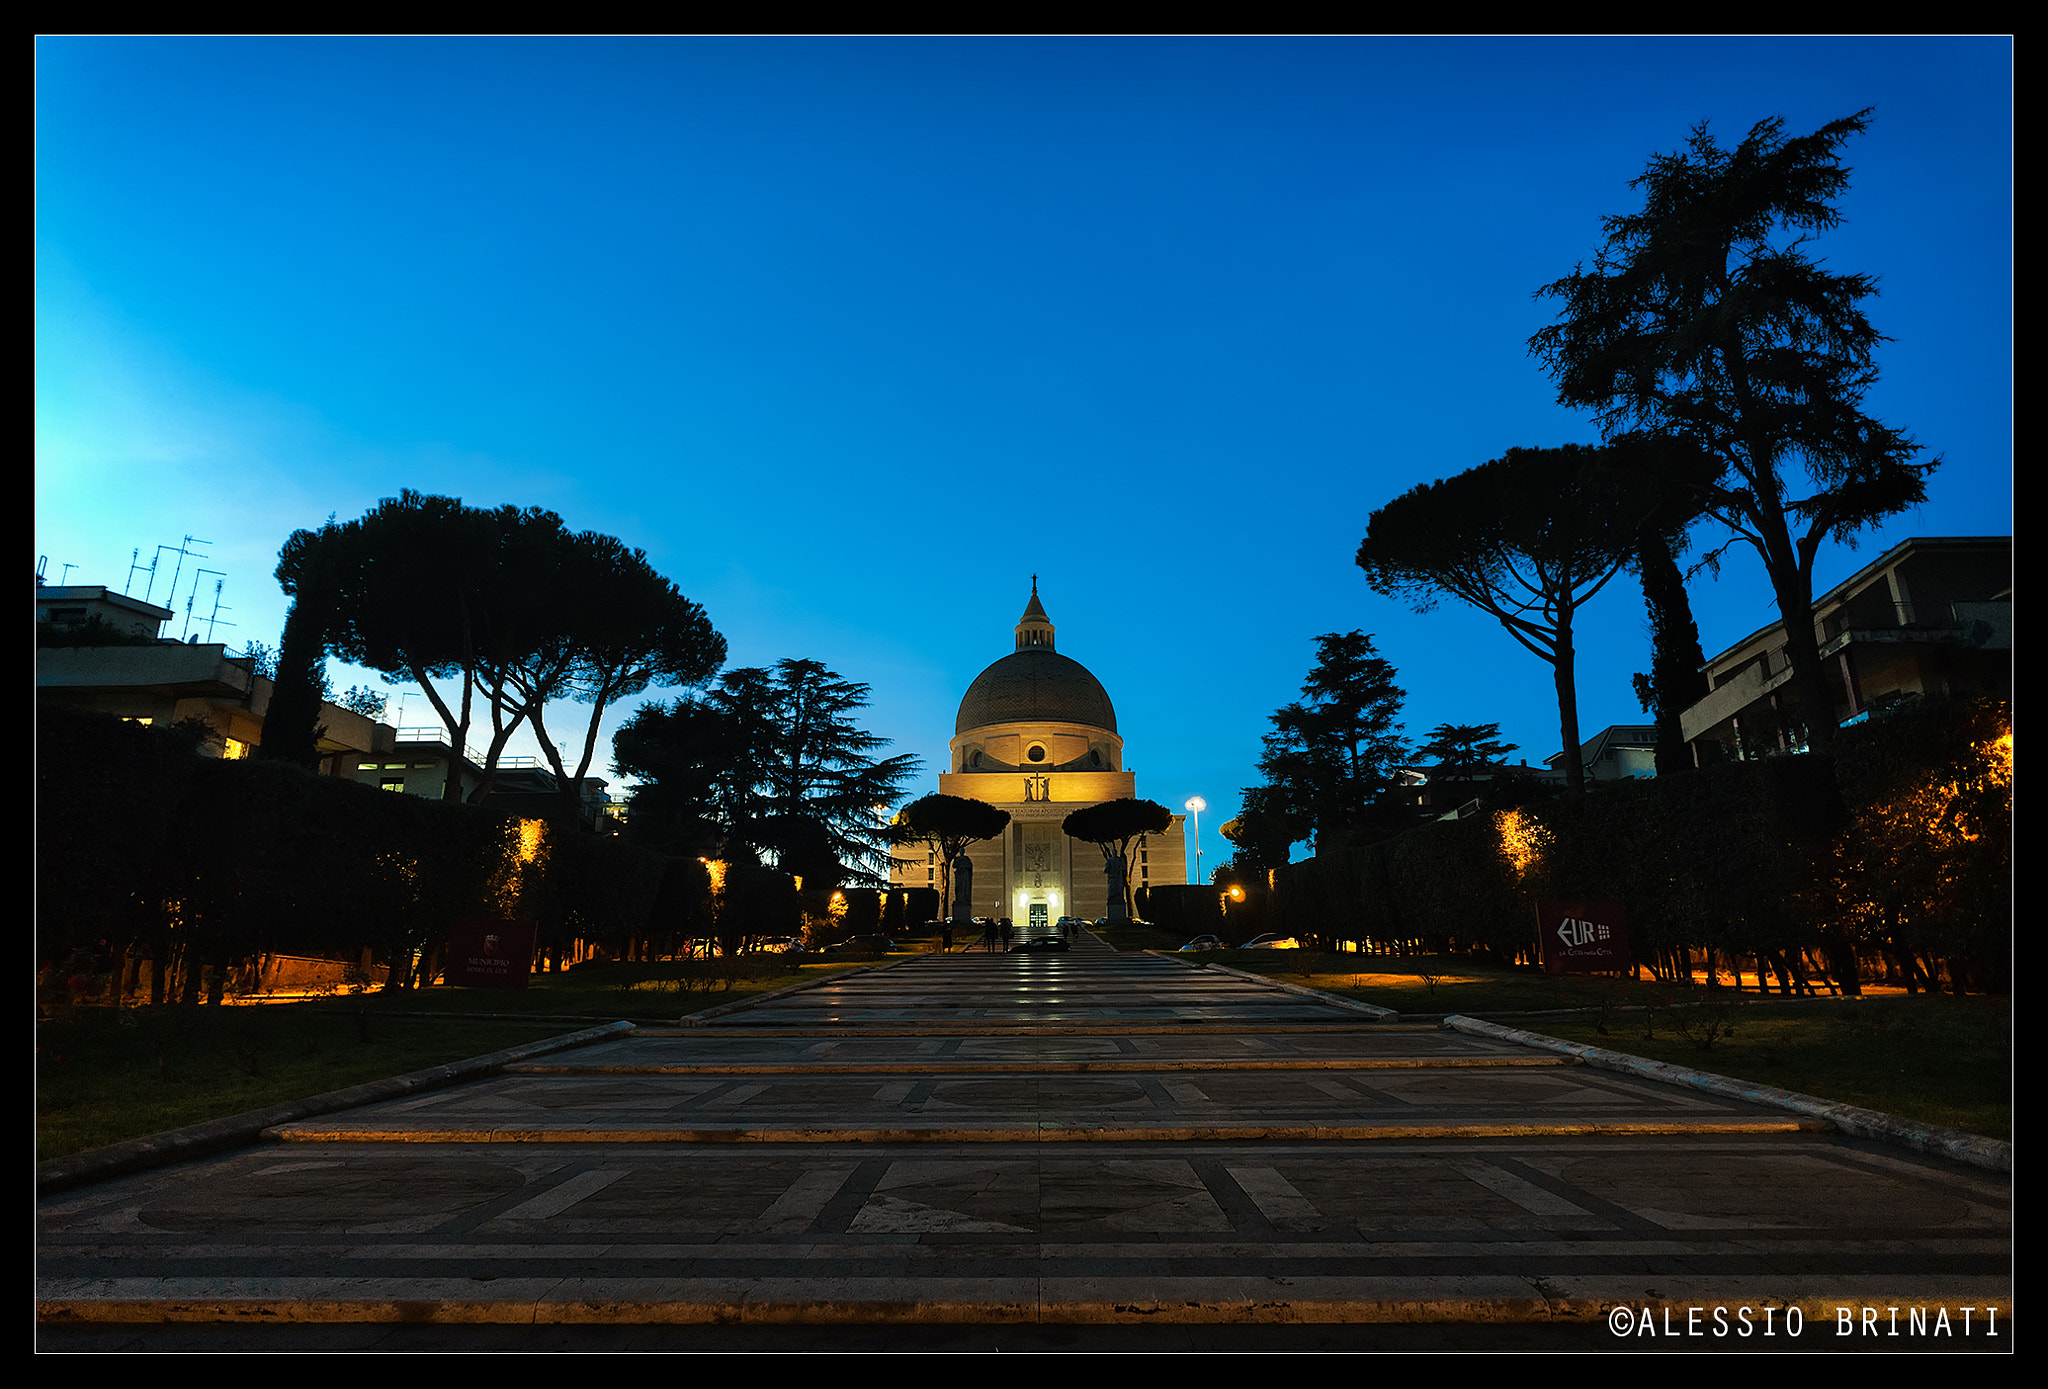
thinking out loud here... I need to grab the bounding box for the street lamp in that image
[1184,796,1206,886]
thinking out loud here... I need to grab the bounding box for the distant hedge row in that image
[37,707,718,1000]
[1273,698,2009,995]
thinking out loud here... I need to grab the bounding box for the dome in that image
[955,648,1118,735]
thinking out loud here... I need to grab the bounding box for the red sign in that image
[1536,900,1632,974]
[446,917,538,988]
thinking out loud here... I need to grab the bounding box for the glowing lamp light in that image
[1495,809,1551,878]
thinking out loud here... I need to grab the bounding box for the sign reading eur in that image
[1535,899,1632,975]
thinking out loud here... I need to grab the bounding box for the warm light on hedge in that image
[1496,808,1551,878]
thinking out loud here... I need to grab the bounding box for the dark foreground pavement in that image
[38,940,2012,1348]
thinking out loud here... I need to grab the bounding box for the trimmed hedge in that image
[39,706,686,996]
[1273,698,2009,992]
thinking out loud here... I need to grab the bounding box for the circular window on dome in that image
[968,749,983,768]
[1089,748,1102,767]
[1026,744,1047,763]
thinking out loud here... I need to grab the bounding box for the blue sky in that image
[36,37,2012,869]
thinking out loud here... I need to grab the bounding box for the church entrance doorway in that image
[1028,902,1048,932]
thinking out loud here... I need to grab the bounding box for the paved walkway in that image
[38,942,2012,1339]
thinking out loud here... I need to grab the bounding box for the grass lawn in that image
[36,955,882,1163]
[1214,950,2012,1142]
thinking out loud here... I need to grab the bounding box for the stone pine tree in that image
[1531,110,1937,754]
[888,794,1011,925]
[517,531,724,825]
[299,492,521,802]
[1358,445,1660,797]
[1063,798,1172,923]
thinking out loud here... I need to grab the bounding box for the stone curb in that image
[263,1119,1824,1145]
[1148,952,1401,1019]
[35,1021,635,1195]
[1444,1014,2012,1173]
[506,1055,1579,1074]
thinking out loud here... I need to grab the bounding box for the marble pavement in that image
[37,937,2012,1335]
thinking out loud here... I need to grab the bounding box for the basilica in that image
[891,582,1188,928]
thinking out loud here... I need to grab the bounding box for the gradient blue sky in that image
[36,37,2012,868]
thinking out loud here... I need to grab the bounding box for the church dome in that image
[955,648,1118,735]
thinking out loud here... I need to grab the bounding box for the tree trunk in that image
[1552,616,1584,797]
[1754,516,1839,755]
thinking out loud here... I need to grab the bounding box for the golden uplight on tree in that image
[514,818,547,866]
[1496,808,1551,879]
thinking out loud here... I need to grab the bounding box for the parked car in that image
[821,935,894,954]
[1178,935,1224,952]
[1008,933,1069,953]
[1240,933,1302,950]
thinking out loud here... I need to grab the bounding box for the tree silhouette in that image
[263,524,339,770]
[612,697,745,857]
[516,530,724,822]
[1063,798,1172,923]
[1252,631,1409,850]
[1531,109,1936,754]
[1219,787,1307,876]
[889,794,1011,921]
[1357,444,1665,797]
[288,493,512,800]
[292,493,722,813]
[618,660,918,884]
[1416,724,1519,777]
[1632,527,1711,773]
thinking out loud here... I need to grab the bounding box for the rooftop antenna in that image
[58,563,77,584]
[167,536,210,620]
[125,548,148,596]
[183,567,225,640]
[36,555,47,583]
[201,577,236,643]
[142,546,175,604]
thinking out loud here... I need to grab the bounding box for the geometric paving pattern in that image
[38,941,2013,1333]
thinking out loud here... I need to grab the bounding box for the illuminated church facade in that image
[891,582,1188,927]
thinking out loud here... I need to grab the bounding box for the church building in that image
[892,582,1188,928]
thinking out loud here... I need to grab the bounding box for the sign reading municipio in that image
[1536,899,1632,975]
[446,917,538,989]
